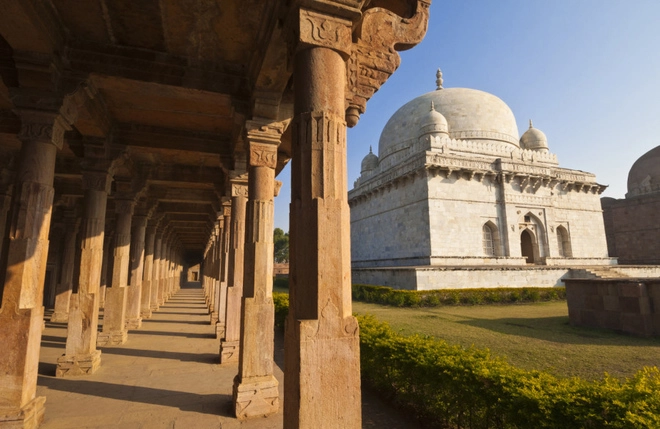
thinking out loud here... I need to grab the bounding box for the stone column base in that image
[210,312,219,325]
[96,330,128,347]
[215,322,225,340]
[56,350,101,377]
[140,309,152,319]
[219,340,239,363]
[0,395,46,429]
[233,375,279,420]
[125,317,142,330]
[49,312,69,323]
[150,303,159,311]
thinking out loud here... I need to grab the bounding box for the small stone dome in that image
[627,145,660,197]
[360,146,379,174]
[378,86,520,162]
[418,101,448,137]
[520,120,548,152]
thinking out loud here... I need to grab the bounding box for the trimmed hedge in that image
[359,314,660,429]
[273,277,289,291]
[272,294,660,428]
[352,284,566,307]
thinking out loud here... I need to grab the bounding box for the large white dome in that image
[627,145,660,197]
[378,87,520,161]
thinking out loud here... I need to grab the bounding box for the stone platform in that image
[353,265,660,290]
[36,283,417,428]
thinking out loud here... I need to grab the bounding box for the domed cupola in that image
[418,101,449,138]
[360,146,379,174]
[520,120,548,153]
[627,145,660,197]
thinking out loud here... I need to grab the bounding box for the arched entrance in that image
[520,229,535,264]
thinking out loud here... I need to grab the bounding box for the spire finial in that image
[369,145,373,153]
[430,101,435,111]
[436,68,443,90]
[529,119,534,129]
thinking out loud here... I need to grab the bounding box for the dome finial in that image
[430,101,435,111]
[529,119,534,129]
[369,145,373,153]
[436,68,443,90]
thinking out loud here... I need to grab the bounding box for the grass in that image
[353,300,660,381]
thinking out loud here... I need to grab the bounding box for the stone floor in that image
[37,283,419,428]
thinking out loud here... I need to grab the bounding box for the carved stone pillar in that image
[126,214,147,329]
[158,231,170,305]
[220,177,247,363]
[233,123,283,419]
[0,184,13,281]
[0,111,64,427]
[97,199,134,347]
[284,9,362,427]
[50,209,81,322]
[215,202,231,339]
[209,224,220,324]
[140,222,157,318]
[57,161,111,377]
[150,228,163,311]
[98,223,114,309]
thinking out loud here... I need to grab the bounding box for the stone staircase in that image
[570,267,630,279]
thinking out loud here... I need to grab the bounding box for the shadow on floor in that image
[98,346,219,364]
[37,377,234,417]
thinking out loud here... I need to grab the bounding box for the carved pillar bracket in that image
[345,0,431,126]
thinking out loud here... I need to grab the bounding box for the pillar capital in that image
[114,198,136,216]
[290,7,353,57]
[15,108,70,149]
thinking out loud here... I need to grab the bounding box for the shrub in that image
[352,284,566,308]
[272,292,289,329]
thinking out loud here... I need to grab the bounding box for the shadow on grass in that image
[458,315,660,346]
[37,377,233,417]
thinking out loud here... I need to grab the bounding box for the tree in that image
[273,228,289,263]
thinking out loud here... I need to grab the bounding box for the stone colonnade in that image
[0,1,430,427]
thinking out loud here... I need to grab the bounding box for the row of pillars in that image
[0,30,362,429]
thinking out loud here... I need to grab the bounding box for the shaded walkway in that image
[37,283,418,428]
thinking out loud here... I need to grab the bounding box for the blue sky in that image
[274,0,660,231]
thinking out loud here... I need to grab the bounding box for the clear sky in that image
[274,0,660,231]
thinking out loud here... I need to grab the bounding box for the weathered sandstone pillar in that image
[97,199,134,346]
[50,209,81,322]
[57,155,111,377]
[125,213,147,329]
[0,111,65,427]
[233,122,283,419]
[215,202,231,339]
[0,184,13,279]
[220,176,247,363]
[284,11,361,427]
[140,221,157,318]
[157,229,170,306]
[209,225,220,324]
[150,228,163,312]
[98,226,113,309]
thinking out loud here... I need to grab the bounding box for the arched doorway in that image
[520,229,535,264]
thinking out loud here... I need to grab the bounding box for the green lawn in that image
[353,301,660,381]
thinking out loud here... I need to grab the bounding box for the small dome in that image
[418,101,448,137]
[627,145,660,197]
[520,120,548,152]
[360,146,379,174]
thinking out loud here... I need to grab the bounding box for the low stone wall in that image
[352,266,573,290]
[565,278,660,336]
